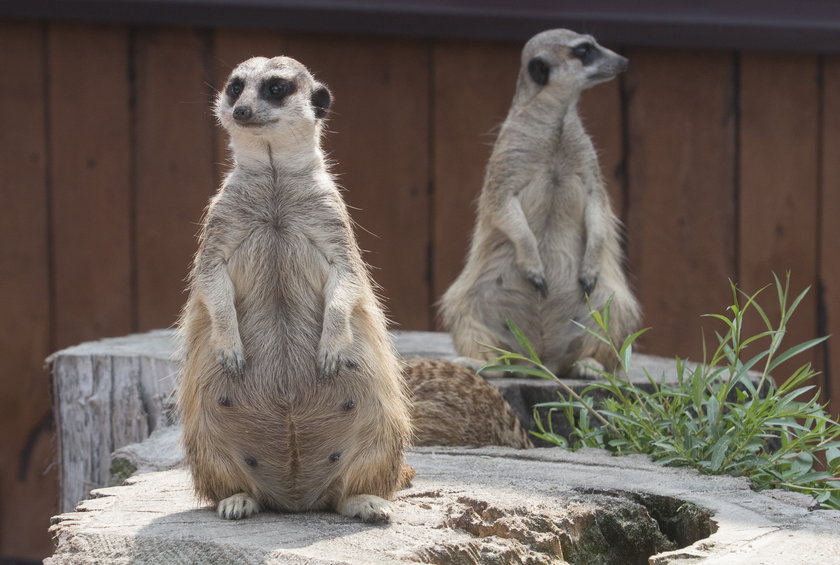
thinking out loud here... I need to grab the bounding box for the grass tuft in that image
[486,273,840,510]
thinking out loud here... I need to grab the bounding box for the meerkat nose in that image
[233,105,253,121]
[616,56,629,72]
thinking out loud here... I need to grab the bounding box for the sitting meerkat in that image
[177,56,411,523]
[440,29,641,378]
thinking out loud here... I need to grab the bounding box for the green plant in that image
[481,274,840,510]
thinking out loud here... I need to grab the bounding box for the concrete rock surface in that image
[47,446,840,565]
[50,329,710,512]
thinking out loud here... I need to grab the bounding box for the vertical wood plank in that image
[0,22,56,562]
[211,29,287,185]
[286,34,432,330]
[579,72,626,220]
[821,55,840,417]
[625,48,737,360]
[49,23,133,348]
[431,39,520,322]
[739,53,820,373]
[134,28,216,331]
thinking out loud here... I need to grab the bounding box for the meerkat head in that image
[216,56,331,154]
[517,29,627,99]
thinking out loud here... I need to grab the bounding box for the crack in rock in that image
[413,491,716,565]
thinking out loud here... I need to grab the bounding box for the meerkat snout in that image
[232,105,252,121]
[523,29,628,92]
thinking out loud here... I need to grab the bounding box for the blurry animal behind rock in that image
[177,55,411,524]
[440,28,641,378]
[403,358,532,449]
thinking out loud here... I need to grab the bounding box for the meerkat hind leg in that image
[217,492,259,520]
[336,494,391,523]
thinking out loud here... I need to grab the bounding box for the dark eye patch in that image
[261,77,295,104]
[225,78,244,104]
[571,42,600,66]
[527,56,550,86]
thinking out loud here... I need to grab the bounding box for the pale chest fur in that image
[505,135,599,240]
[207,169,342,347]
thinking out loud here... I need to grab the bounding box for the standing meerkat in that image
[440,29,641,378]
[178,56,411,523]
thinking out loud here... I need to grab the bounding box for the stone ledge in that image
[49,329,705,513]
[47,445,840,565]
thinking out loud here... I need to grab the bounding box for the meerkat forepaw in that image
[520,267,547,297]
[217,344,246,378]
[572,357,605,379]
[579,274,598,297]
[319,346,357,379]
[529,274,548,297]
[217,493,259,520]
[336,494,392,523]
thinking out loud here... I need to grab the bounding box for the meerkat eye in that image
[571,43,599,65]
[263,79,294,101]
[226,80,244,100]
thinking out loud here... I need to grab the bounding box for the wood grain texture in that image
[739,53,820,373]
[50,344,176,513]
[0,21,56,562]
[625,48,737,360]
[134,28,216,331]
[49,23,133,348]
[286,34,432,330]
[431,39,520,323]
[821,55,840,417]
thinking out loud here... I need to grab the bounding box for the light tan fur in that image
[177,56,411,523]
[440,29,641,378]
[403,358,532,449]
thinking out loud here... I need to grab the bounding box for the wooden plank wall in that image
[1,20,838,562]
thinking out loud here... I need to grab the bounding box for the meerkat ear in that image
[527,56,550,86]
[311,84,332,119]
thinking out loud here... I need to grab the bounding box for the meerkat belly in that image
[521,178,586,288]
[524,178,590,358]
[216,224,363,510]
[227,226,325,375]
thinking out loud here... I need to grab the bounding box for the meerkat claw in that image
[337,494,392,523]
[319,352,338,378]
[529,274,548,297]
[579,275,598,297]
[319,349,356,379]
[217,493,259,520]
[218,348,246,378]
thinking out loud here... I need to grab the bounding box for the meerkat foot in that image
[572,357,605,379]
[336,494,392,523]
[217,493,259,520]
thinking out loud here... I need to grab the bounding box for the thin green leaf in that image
[505,318,541,363]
